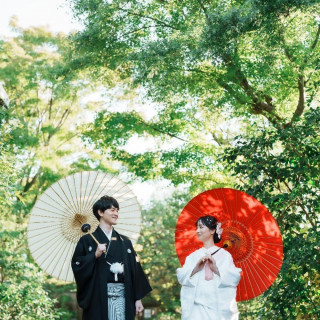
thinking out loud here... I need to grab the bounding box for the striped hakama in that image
[107,283,125,320]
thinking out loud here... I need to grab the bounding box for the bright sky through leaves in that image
[0,0,80,36]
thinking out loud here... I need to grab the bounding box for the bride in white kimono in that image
[177,215,241,320]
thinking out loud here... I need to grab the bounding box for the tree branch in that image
[217,62,282,124]
[310,24,320,51]
[138,119,188,142]
[45,108,70,145]
[120,8,180,31]
[216,78,248,105]
[283,180,316,227]
[55,132,80,151]
[196,0,212,23]
[222,54,283,123]
[210,130,231,146]
[120,25,169,38]
[23,168,41,193]
[290,73,305,123]
[277,199,296,224]
[48,91,53,121]
[55,108,70,130]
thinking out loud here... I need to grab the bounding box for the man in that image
[72,195,152,320]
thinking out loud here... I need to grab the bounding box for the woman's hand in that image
[95,243,107,258]
[207,256,220,276]
[191,256,208,277]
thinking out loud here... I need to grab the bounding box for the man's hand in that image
[135,299,144,314]
[95,243,107,258]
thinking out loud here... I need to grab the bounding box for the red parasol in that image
[175,188,283,301]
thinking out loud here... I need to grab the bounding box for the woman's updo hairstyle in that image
[195,215,221,243]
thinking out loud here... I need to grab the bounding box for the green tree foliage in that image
[69,0,320,124]
[70,0,320,189]
[82,109,233,189]
[137,192,190,319]
[0,1,318,317]
[68,1,320,317]
[222,108,320,318]
[0,20,112,217]
[223,108,319,229]
[0,109,18,211]
[0,23,108,319]
[0,229,67,320]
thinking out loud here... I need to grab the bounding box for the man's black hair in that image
[92,196,119,221]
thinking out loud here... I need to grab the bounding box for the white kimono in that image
[177,246,241,320]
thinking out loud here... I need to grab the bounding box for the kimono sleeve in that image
[217,251,242,288]
[176,253,199,287]
[134,260,152,300]
[71,237,96,308]
[128,242,152,301]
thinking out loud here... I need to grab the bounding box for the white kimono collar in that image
[201,246,220,255]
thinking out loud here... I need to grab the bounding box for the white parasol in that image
[27,171,141,282]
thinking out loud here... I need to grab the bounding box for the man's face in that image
[99,206,119,226]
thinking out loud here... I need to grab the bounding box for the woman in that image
[177,215,241,320]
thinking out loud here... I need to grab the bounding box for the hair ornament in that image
[216,222,223,239]
[205,216,213,223]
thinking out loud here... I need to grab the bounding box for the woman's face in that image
[196,220,215,243]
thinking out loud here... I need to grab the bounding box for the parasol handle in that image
[211,243,229,256]
[81,223,100,245]
[88,233,100,246]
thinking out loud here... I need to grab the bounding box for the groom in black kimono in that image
[72,195,152,320]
